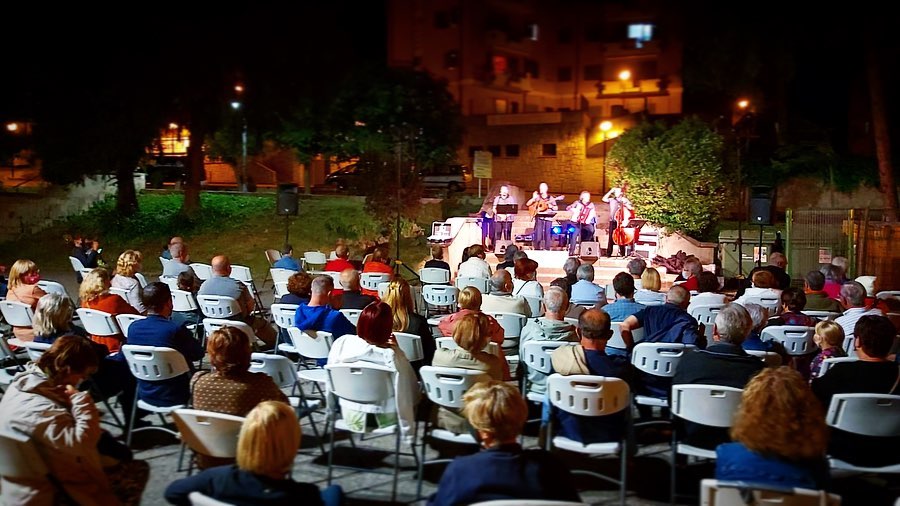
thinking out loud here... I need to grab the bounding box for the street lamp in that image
[600,121,613,194]
[6,123,18,132]
[230,101,248,192]
[737,98,749,110]
[618,69,631,82]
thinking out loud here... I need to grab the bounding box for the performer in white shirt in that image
[566,191,597,256]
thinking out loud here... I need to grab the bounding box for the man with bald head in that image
[326,243,355,273]
[338,269,375,310]
[162,242,200,289]
[197,255,274,346]
[619,285,703,349]
[481,270,532,317]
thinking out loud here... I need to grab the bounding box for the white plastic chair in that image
[36,280,68,299]
[159,276,180,291]
[802,310,841,321]
[546,373,631,505]
[265,249,282,266]
[745,349,783,367]
[23,341,51,362]
[876,290,900,301]
[189,263,213,281]
[422,285,459,317]
[172,290,200,312]
[455,276,490,294]
[630,343,697,408]
[700,479,841,506]
[760,326,816,356]
[228,265,254,284]
[172,409,245,474]
[304,251,328,270]
[521,340,573,402]
[818,356,859,376]
[159,256,173,271]
[283,329,333,386]
[419,268,450,284]
[270,268,294,285]
[393,332,424,362]
[0,428,50,480]
[196,295,241,319]
[741,296,781,313]
[690,304,726,342]
[608,322,645,351]
[68,256,91,276]
[488,312,527,354]
[75,308,122,338]
[360,272,392,293]
[109,286,130,302]
[339,308,362,326]
[523,295,544,317]
[824,393,900,473]
[115,314,147,339]
[120,345,191,446]
[0,300,34,327]
[188,491,235,506]
[270,303,299,330]
[203,319,257,344]
[435,337,501,358]
[274,281,289,299]
[135,272,148,288]
[377,282,390,299]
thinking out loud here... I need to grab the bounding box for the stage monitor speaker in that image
[749,186,774,226]
[579,242,601,260]
[494,240,513,256]
[277,183,299,216]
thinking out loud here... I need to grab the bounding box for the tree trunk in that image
[115,164,138,216]
[182,120,206,217]
[866,37,899,221]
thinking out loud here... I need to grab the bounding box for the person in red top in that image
[361,246,393,297]
[79,268,140,353]
[678,257,702,292]
[325,244,355,274]
[5,259,47,342]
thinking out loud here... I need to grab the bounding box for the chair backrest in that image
[74,308,122,337]
[631,343,696,378]
[690,304,726,342]
[377,282,390,299]
[35,280,68,299]
[671,384,744,427]
[0,428,49,479]
[745,349,783,367]
[203,319,256,341]
[320,271,343,287]
[189,491,236,506]
[741,296,781,313]
[269,268,295,284]
[115,313,147,339]
[522,340,572,375]
[326,362,395,405]
[304,251,328,266]
[700,479,841,506]
[172,409,245,459]
[109,286,130,302]
[422,285,459,307]
[68,256,86,272]
[23,341,51,362]
[393,332,424,362]
[609,322,645,349]
[189,263,213,281]
[135,272,149,288]
[760,326,816,356]
[229,265,253,284]
[248,353,297,390]
[420,365,491,409]
[547,373,631,417]
[265,249,282,266]
[273,281,289,299]
[159,256,173,270]
[172,289,200,312]
[523,295,544,317]
[339,308,362,326]
[419,268,450,284]
[270,303,300,330]
[196,295,241,319]
[360,272,392,291]
[876,290,900,301]
[286,328,333,360]
[825,393,900,437]
[120,345,191,382]
[841,335,857,357]
[0,300,35,327]
[159,276,180,291]
[818,356,859,376]
[802,310,841,321]
[435,337,501,358]
[455,276,490,294]
[488,311,527,352]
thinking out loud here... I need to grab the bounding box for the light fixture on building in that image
[235,84,244,93]
[737,99,750,110]
[168,122,179,130]
[6,122,18,132]
[600,121,613,132]
[618,69,632,82]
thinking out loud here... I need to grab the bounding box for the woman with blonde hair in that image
[80,268,139,352]
[165,401,343,506]
[4,258,47,342]
[428,381,580,505]
[111,249,146,313]
[437,286,505,346]
[634,267,666,305]
[381,276,435,366]
[716,367,829,489]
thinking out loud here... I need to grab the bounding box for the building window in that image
[527,23,539,41]
[585,25,603,42]
[628,23,654,47]
[542,143,557,157]
[583,64,603,81]
[494,99,509,114]
[510,101,520,113]
[468,146,484,158]
[557,66,572,82]
[524,59,539,78]
[505,144,520,157]
[444,51,459,70]
[434,11,450,29]
[487,145,502,157]
[558,27,573,44]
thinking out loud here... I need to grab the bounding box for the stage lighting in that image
[567,225,576,234]
[551,225,562,235]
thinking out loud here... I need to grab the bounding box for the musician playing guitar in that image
[566,191,597,256]
[601,185,633,257]
[526,182,561,250]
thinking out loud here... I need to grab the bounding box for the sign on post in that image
[473,150,492,198]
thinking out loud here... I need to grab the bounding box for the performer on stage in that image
[492,185,517,243]
[601,185,633,257]
[566,191,597,256]
[526,182,558,250]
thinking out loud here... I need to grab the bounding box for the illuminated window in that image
[494,99,509,114]
[628,24,654,48]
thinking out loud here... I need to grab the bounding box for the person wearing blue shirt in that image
[570,264,607,306]
[293,276,355,339]
[272,244,303,272]
[602,272,645,356]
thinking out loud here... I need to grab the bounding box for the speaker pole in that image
[285,214,290,247]
[757,224,764,267]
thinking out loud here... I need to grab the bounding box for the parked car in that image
[324,164,363,191]
[144,156,187,188]
[419,164,471,192]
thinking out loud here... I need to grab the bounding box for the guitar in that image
[528,195,565,217]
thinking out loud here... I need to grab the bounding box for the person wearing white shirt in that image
[834,281,884,341]
[482,270,532,317]
[687,271,728,314]
[457,244,492,281]
[733,270,782,312]
[566,191,597,256]
[512,258,544,299]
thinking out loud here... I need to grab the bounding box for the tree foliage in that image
[607,118,733,237]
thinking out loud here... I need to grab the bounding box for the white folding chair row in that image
[189,263,213,281]
[455,276,490,294]
[435,337,501,358]
[419,268,450,284]
[360,272,392,293]
[802,310,842,321]
[690,304,726,343]
[608,322,645,351]
[120,345,191,446]
[824,393,900,473]
[339,308,362,326]
[745,349,783,367]
[630,343,697,408]
[818,356,859,376]
[700,479,841,506]
[760,326,816,356]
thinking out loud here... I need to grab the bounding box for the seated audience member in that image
[519,287,578,397]
[686,271,727,313]
[482,270,532,317]
[512,258,544,299]
[0,336,141,505]
[457,244,492,280]
[33,292,89,343]
[161,236,183,260]
[165,401,342,506]
[427,381,580,506]
[198,255,276,347]
[337,269,375,310]
[734,270,783,309]
[424,244,451,272]
[673,304,764,450]
[191,326,288,469]
[279,272,312,306]
[547,309,632,443]
[496,244,519,271]
[831,256,851,283]
[170,271,203,327]
[677,256,703,292]
[627,257,646,289]
[808,320,847,381]
[432,313,506,432]
[4,258,47,342]
[601,272,644,325]
[177,270,199,294]
[821,264,844,300]
[803,270,844,312]
[438,286,504,345]
[80,267,140,352]
[71,235,101,283]
[562,257,580,287]
[293,276,356,338]
[740,303,788,362]
[162,242,201,288]
[119,282,204,407]
[110,249,146,313]
[382,277,436,367]
[272,244,302,272]
[717,367,829,489]
[550,278,586,320]
[811,315,900,467]
[634,267,667,306]
[570,264,607,306]
[361,246,393,297]
[325,243,354,273]
[326,302,420,438]
[835,280,883,341]
[763,252,792,291]
[769,287,817,327]
[620,285,703,353]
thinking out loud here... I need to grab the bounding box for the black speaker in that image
[277,183,299,216]
[749,186,774,226]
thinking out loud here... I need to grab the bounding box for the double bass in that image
[612,203,636,246]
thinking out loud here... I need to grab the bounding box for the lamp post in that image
[230,100,248,192]
[600,120,613,194]
[733,98,751,276]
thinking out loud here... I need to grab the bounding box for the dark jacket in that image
[716,443,829,490]
[339,290,376,310]
[165,465,324,506]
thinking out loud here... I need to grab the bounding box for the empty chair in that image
[120,345,192,446]
[190,263,213,281]
[455,276,490,294]
[196,295,241,319]
[630,343,697,408]
[172,409,245,474]
[115,314,147,339]
[281,330,332,386]
[761,326,816,356]
[422,285,459,317]
[700,479,841,506]
[247,353,325,440]
[419,268,450,285]
[360,272,392,293]
[265,249,282,266]
[690,304,726,342]
[487,312,526,355]
[304,252,327,270]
